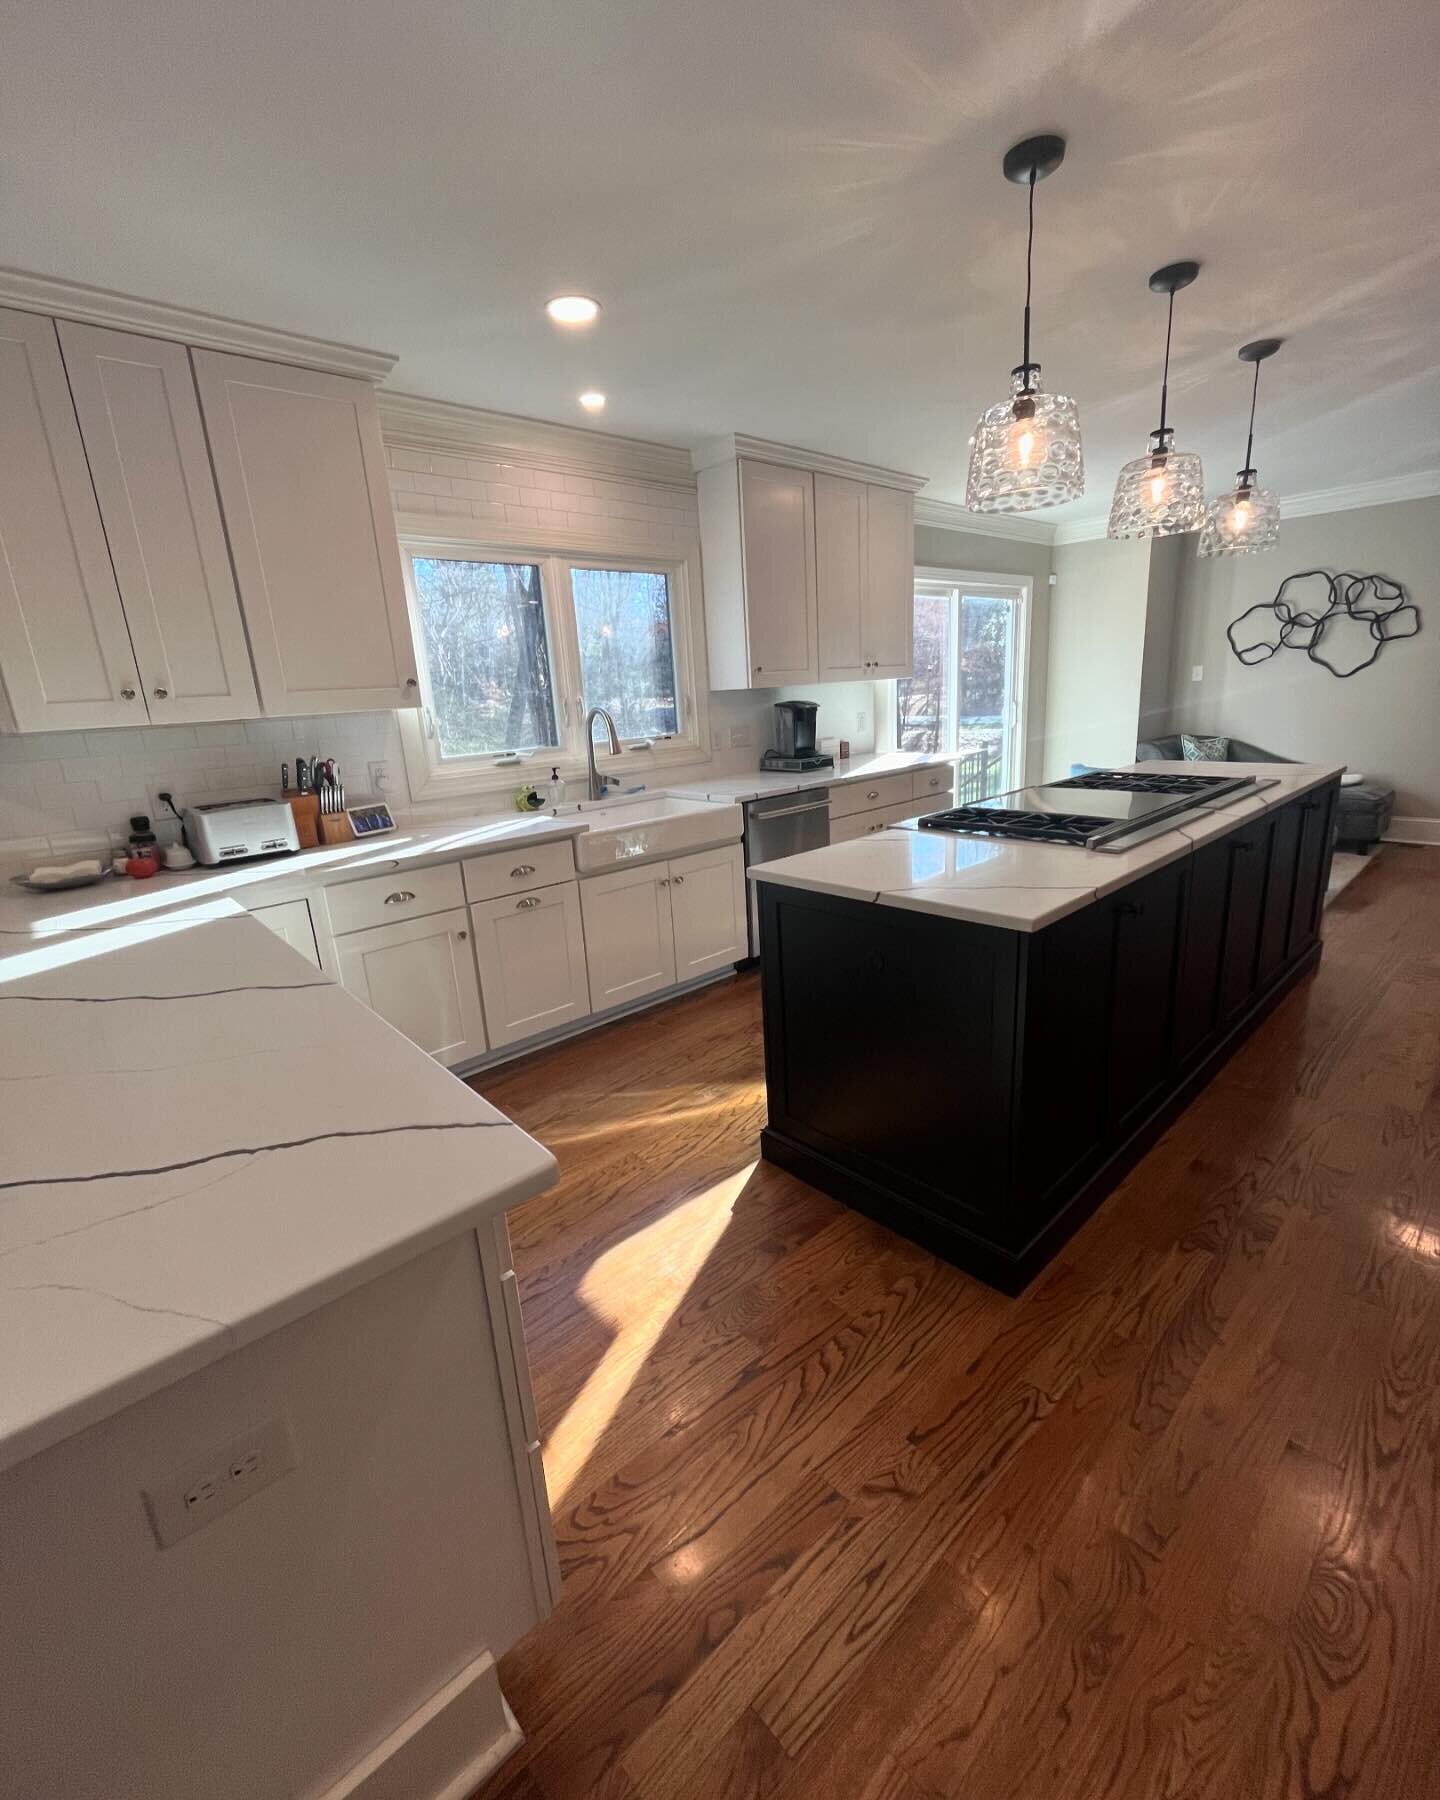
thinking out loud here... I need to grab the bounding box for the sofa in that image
[1135,733,1394,852]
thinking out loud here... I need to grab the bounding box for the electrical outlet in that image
[144,1416,297,1548]
[711,727,726,750]
[855,710,869,734]
[1191,664,1204,683]
[728,725,752,748]
[367,760,391,796]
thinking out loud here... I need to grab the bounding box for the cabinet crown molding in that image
[378,391,696,489]
[913,495,1057,545]
[690,433,928,495]
[0,266,397,382]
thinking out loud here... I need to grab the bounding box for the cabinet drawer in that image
[325,860,464,935]
[912,766,956,802]
[249,897,321,968]
[463,837,576,904]
[829,772,915,820]
[829,800,920,844]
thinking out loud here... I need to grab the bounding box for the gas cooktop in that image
[916,768,1268,852]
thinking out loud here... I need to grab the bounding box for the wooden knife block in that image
[318,811,354,844]
[285,792,320,849]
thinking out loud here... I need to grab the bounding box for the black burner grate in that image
[919,807,1109,846]
[1053,770,1232,797]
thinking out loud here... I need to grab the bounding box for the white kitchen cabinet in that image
[814,473,867,681]
[0,306,143,730]
[57,321,260,724]
[192,350,419,716]
[862,482,915,678]
[469,882,591,1048]
[668,844,747,980]
[697,455,817,688]
[580,864,677,1010]
[335,907,487,1067]
[249,897,322,968]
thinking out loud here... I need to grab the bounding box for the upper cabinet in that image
[0,306,145,730]
[58,322,259,723]
[694,436,923,692]
[192,351,419,716]
[0,286,414,733]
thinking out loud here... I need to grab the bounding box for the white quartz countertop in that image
[668,750,959,805]
[0,902,559,1474]
[747,761,1345,932]
[0,809,588,939]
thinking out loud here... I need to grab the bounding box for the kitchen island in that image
[750,761,1343,1293]
[0,899,560,1800]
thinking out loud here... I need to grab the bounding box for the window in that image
[887,572,1029,796]
[400,541,701,797]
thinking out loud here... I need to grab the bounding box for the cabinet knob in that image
[384,890,416,905]
[511,864,536,877]
[866,789,880,800]
[673,874,685,885]
[120,686,136,701]
[153,686,169,699]
[659,877,671,887]
[1117,899,1145,918]
[405,677,419,689]
[516,896,541,910]
[456,929,468,940]
[754,666,763,675]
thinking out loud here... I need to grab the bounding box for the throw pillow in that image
[1181,732,1229,762]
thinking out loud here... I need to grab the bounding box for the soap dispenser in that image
[547,767,565,808]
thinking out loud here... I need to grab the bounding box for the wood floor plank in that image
[479,847,1440,1800]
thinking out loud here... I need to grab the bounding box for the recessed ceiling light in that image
[545,294,601,326]
[578,391,606,412]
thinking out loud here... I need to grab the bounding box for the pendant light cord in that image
[1157,287,1175,437]
[1021,169,1036,376]
[1242,357,1261,474]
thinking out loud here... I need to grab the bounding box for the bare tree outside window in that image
[411,558,559,758]
[571,568,680,740]
[896,583,1019,797]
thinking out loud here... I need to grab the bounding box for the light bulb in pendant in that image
[1148,471,1167,507]
[1231,498,1252,532]
[1198,339,1284,558]
[1006,412,1043,472]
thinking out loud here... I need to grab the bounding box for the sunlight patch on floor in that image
[541,1161,757,1506]
[540,1091,766,1149]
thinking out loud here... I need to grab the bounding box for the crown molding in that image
[912,495,1056,545]
[0,266,397,381]
[691,432,928,494]
[1051,468,1440,546]
[379,391,695,488]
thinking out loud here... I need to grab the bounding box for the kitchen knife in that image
[281,761,289,795]
[296,757,310,795]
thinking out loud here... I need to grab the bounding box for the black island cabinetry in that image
[757,779,1339,1294]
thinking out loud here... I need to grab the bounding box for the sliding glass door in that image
[894,575,1028,796]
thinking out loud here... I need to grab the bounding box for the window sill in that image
[397,711,713,803]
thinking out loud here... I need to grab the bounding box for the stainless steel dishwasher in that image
[743,787,831,956]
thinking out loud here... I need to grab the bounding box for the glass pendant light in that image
[1108,262,1206,539]
[1198,339,1283,556]
[965,134,1084,513]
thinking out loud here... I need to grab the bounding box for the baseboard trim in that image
[321,1652,522,1800]
[1385,817,1440,846]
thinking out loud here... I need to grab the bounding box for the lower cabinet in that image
[469,882,591,1048]
[249,897,321,968]
[1218,814,1276,1025]
[334,907,488,1067]
[1288,786,1336,957]
[1105,861,1187,1136]
[581,843,746,1012]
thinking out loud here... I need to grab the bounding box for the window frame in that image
[397,534,708,802]
[878,567,1032,789]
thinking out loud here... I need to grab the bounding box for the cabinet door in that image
[0,306,142,730]
[57,322,259,724]
[249,898,321,968]
[814,472,866,680]
[1256,799,1303,988]
[862,484,914,678]
[1218,816,1274,1024]
[1288,785,1335,959]
[669,844,747,980]
[335,907,487,1066]
[192,350,419,715]
[579,865,676,1011]
[1106,861,1186,1137]
[738,459,817,684]
[1172,837,1229,1070]
[470,883,591,1049]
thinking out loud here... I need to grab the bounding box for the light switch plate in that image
[1191,664,1204,682]
[144,1416,297,1548]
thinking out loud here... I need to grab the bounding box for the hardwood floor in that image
[469,847,1440,1800]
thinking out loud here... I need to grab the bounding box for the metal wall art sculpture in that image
[1226,569,1420,678]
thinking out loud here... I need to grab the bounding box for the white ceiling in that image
[4,0,1439,523]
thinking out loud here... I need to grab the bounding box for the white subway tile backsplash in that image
[411,473,454,496]
[399,492,437,515]
[430,454,472,478]
[434,495,472,517]
[389,449,433,474]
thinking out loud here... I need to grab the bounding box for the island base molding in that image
[321,1652,523,1800]
[761,936,1319,1296]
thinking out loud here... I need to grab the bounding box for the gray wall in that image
[1042,536,1154,781]
[1162,496,1439,820]
[914,524,1054,783]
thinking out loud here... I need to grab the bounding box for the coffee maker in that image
[760,701,835,773]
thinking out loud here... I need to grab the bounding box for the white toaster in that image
[182,798,300,865]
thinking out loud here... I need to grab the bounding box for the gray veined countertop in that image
[746,761,1347,932]
[0,900,557,1475]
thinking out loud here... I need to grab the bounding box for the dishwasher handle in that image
[749,798,830,821]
